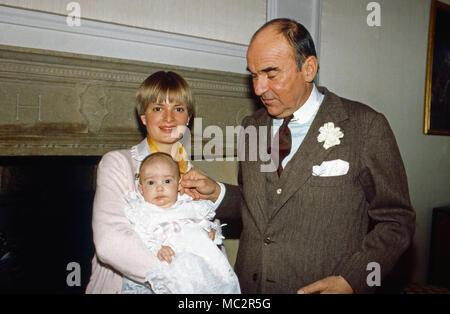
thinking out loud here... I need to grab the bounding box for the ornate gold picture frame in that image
[424,0,450,135]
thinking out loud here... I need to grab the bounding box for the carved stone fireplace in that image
[0,45,256,293]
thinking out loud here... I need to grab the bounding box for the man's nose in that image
[253,76,269,97]
[156,183,164,191]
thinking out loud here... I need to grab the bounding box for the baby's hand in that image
[207,229,216,241]
[157,245,175,264]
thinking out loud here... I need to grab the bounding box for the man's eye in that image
[175,107,185,112]
[147,181,154,185]
[164,179,171,184]
[152,107,161,112]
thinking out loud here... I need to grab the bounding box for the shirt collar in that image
[291,84,323,124]
[131,138,151,161]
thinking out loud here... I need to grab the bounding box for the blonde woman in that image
[86,71,225,293]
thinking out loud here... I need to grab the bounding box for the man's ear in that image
[301,56,318,83]
[138,183,144,194]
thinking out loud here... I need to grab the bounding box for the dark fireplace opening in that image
[0,156,100,294]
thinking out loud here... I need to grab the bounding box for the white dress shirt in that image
[217,84,324,199]
[272,84,324,169]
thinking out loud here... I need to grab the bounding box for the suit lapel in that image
[268,87,349,220]
[241,111,272,228]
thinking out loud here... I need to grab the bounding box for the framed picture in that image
[424,0,450,135]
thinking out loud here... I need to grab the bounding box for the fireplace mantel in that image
[0,45,258,156]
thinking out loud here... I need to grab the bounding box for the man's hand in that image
[157,246,175,264]
[297,276,354,294]
[180,168,221,202]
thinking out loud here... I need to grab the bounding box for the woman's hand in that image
[180,169,221,202]
[157,246,175,264]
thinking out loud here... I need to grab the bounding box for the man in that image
[180,18,415,294]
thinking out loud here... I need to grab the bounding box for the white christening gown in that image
[123,191,241,294]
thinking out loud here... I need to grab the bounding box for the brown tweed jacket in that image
[217,87,415,294]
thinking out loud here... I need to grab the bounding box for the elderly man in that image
[181,18,415,294]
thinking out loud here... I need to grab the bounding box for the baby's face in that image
[138,158,179,208]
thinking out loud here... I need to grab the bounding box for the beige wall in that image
[0,0,266,45]
[319,0,450,284]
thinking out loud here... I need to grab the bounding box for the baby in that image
[123,152,240,294]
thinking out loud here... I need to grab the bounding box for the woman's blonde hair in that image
[136,71,195,119]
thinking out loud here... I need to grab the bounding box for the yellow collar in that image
[147,137,189,177]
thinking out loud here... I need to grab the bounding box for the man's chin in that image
[265,107,284,119]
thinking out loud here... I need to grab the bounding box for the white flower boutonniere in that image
[317,122,344,150]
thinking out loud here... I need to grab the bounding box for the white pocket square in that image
[312,159,349,177]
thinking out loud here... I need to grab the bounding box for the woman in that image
[86,71,197,293]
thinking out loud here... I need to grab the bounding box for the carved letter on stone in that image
[16,94,42,121]
[78,83,109,134]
